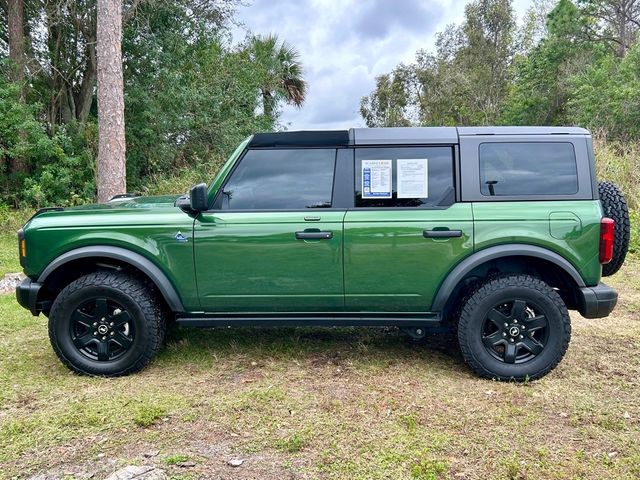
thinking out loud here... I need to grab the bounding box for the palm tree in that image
[247,34,307,121]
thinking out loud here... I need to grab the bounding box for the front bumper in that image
[16,278,43,316]
[576,283,618,319]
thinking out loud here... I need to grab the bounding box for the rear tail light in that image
[600,217,615,264]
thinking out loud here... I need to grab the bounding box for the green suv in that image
[16,127,629,381]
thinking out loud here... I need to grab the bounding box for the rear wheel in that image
[598,181,630,276]
[48,271,166,376]
[457,274,570,381]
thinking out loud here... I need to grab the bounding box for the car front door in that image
[343,145,474,313]
[194,147,346,313]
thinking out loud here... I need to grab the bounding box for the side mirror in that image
[190,183,209,212]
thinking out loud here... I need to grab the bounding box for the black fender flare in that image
[37,246,185,312]
[431,244,586,312]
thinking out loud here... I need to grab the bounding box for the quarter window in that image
[479,143,578,196]
[215,148,336,210]
[355,146,455,208]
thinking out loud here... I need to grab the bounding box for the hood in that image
[65,194,182,211]
[23,194,189,230]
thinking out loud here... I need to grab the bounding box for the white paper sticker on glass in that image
[362,159,392,199]
[397,158,428,198]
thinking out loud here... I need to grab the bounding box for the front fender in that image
[38,246,185,312]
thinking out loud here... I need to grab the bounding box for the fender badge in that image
[175,231,188,243]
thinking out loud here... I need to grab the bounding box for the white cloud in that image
[234,0,534,130]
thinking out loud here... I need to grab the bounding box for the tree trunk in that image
[8,0,28,174]
[8,0,25,92]
[96,0,126,203]
[77,39,97,123]
[262,89,275,120]
[617,6,628,57]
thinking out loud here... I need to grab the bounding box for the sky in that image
[233,0,533,130]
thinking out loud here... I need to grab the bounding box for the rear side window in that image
[215,148,336,210]
[355,146,454,208]
[479,143,578,196]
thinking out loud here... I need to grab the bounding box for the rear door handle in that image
[423,229,462,238]
[295,231,333,240]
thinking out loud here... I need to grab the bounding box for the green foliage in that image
[133,403,167,427]
[569,42,640,138]
[164,454,190,465]
[0,79,58,203]
[500,0,640,136]
[275,434,307,453]
[122,6,273,191]
[410,457,449,480]
[244,33,307,120]
[22,124,97,208]
[502,0,598,125]
[0,77,96,207]
[399,413,419,431]
[360,68,414,127]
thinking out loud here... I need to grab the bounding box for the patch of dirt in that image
[0,272,24,294]
[20,421,312,480]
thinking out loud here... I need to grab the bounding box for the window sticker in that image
[362,159,392,198]
[397,158,428,198]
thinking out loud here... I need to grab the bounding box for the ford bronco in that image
[16,127,630,381]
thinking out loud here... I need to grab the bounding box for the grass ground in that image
[0,235,21,276]
[0,240,639,480]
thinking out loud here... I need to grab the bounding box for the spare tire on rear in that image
[598,181,630,276]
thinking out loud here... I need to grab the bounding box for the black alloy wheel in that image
[481,299,549,364]
[71,297,135,361]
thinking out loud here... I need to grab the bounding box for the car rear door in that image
[343,145,474,313]
[194,147,347,313]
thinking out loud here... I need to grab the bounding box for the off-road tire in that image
[598,181,630,276]
[457,274,571,381]
[48,271,166,376]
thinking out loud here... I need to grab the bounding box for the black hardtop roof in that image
[248,126,590,148]
[250,130,349,148]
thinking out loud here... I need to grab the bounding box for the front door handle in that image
[423,229,462,239]
[295,231,333,240]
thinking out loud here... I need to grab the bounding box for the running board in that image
[175,313,442,328]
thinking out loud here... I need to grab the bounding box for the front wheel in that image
[457,274,571,381]
[48,271,166,376]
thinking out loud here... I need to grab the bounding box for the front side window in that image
[355,146,455,208]
[479,142,578,196]
[215,148,336,210]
